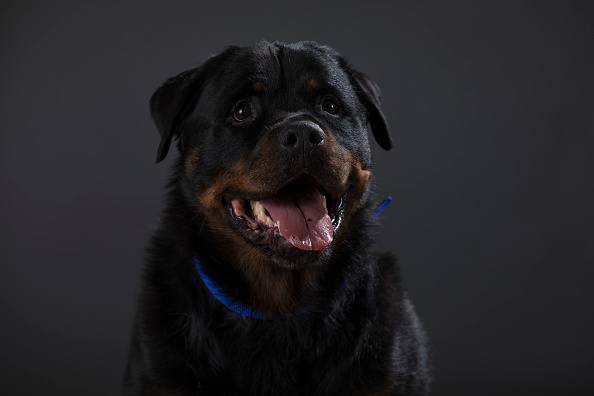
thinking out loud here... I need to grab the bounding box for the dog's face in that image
[151,41,392,270]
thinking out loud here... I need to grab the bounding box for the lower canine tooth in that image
[250,200,275,226]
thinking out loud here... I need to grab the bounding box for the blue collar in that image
[194,257,273,320]
[372,196,392,220]
[194,196,392,320]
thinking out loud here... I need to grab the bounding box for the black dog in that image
[124,41,429,396]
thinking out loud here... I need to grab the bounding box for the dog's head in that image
[151,41,391,270]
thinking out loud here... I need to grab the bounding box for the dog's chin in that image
[264,240,334,270]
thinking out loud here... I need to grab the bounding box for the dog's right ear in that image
[151,50,232,163]
[151,66,205,163]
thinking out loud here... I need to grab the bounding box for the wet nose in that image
[278,121,325,151]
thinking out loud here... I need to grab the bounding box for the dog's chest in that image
[194,319,377,395]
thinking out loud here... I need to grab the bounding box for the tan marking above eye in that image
[306,79,319,91]
[253,80,266,92]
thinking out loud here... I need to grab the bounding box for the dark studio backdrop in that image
[1,1,593,395]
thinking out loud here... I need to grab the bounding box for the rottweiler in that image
[124,41,430,396]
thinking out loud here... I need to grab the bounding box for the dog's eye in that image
[231,100,254,122]
[321,96,340,115]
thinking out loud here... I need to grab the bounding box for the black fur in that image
[125,41,430,396]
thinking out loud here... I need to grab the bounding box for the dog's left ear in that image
[342,63,393,150]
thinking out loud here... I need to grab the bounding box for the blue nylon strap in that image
[194,196,393,320]
[372,196,393,220]
[194,257,270,320]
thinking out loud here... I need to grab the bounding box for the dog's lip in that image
[221,173,341,204]
[222,175,343,223]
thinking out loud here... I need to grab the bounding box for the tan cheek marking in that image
[340,161,372,222]
[353,163,371,193]
[198,185,219,209]
[197,162,245,208]
[198,176,237,208]
[196,161,263,209]
[322,131,354,187]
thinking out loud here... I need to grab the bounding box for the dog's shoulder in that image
[369,251,431,395]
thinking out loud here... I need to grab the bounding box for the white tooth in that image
[322,195,327,211]
[250,200,275,226]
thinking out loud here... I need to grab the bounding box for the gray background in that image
[1,1,593,395]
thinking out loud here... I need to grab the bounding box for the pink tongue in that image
[260,190,333,251]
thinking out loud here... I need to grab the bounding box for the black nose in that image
[278,121,325,150]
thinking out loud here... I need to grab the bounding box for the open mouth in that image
[227,175,345,252]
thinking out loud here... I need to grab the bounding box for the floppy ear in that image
[345,66,393,150]
[150,47,238,163]
[150,66,204,163]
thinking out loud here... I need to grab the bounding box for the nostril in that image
[309,130,325,146]
[283,132,298,148]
